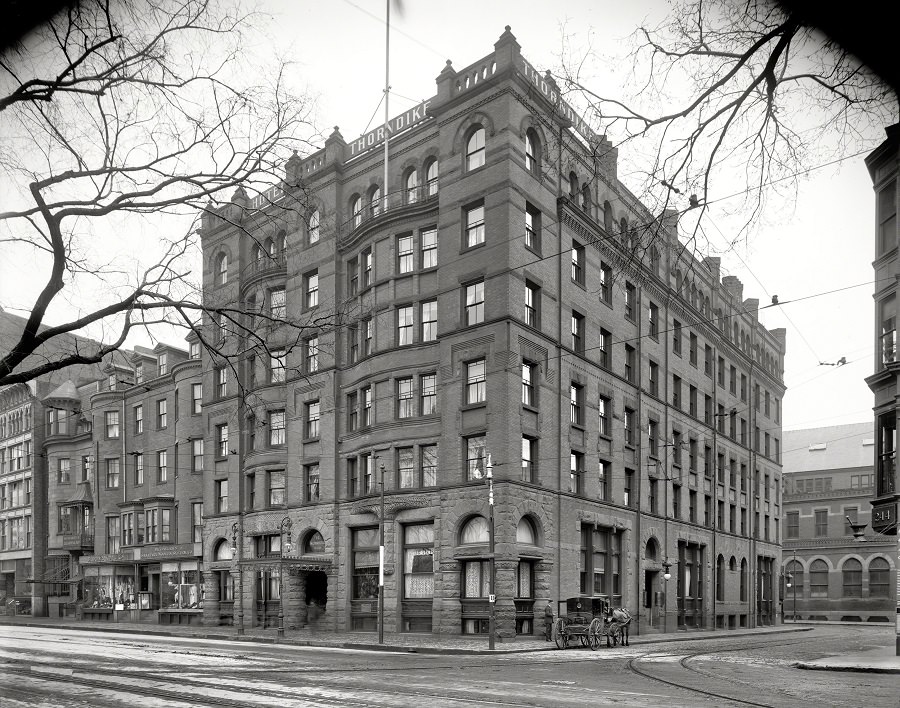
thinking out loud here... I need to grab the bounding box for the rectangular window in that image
[134,405,143,434]
[305,464,320,502]
[598,328,611,369]
[672,374,682,408]
[465,204,485,247]
[305,272,319,309]
[397,378,414,419]
[157,450,168,483]
[361,386,372,426]
[106,458,120,489]
[648,302,659,338]
[521,436,536,482]
[465,435,486,481]
[397,305,414,346]
[648,419,659,457]
[352,527,379,604]
[396,447,415,488]
[57,458,71,484]
[525,281,539,327]
[571,311,585,354]
[730,365,737,394]
[421,300,437,341]
[599,263,612,304]
[570,383,584,426]
[648,360,659,396]
[404,523,435,600]
[216,479,228,513]
[571,241,585,285]
[157,399,167,429]
[397,234,414,274]
[191,383,202,414]
[305,337,319,373]
[522,361,535,407]
[704,345,713,376]
[786,511,799,539]
[624,282,636,320]
[269,470,285,506]
[814,509,828,537]
[624,407,636,447]
[878,178,897,254]
[597,459,609,500]
[421,228,437,269]
[624,469,634,507]
[191,439,204,472]
[105,411,120,439]
[689,333,698,365]
[525,203,541,252]
[579,524,622,602]
[740,374,747,401]
[718,356,725,386]
[216,367,227,398]
[158,353,168,376]
[302,403,317,440]
[134,453,144,485]
[570,451,585,494]
[347,391,358,431]
[193,503,204,543]
[598,395,611,437]
[269,349,286,383]
[270,287,286,318]
[624,345,635,382]
[348,256,359,295]
[348,324,359,363]
[421,445,437,487]
[216,423,229,458]
[362,248,373,288]
[363,318,373,356]
[420,373,437,415]
[466,360,486,404]
[673,320,682,355]
[107,517,120,553]
[689,385,698,417]
[465,281,485,325]
[649,477,658,514]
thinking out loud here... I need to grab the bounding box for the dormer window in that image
[135,363,143,383]
[158,353,168,376]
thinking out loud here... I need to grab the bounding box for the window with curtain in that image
[460,516,489,544]
[462,560,490,598]
[403,523,434,598]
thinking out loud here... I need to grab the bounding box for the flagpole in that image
[383,0,390,214]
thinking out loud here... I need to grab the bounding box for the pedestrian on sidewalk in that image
[307,599,321,634]
[543,601,554,641]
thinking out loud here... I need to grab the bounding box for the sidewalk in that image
[1,615,897,671]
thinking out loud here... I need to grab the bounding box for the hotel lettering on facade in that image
[195,28,786,636]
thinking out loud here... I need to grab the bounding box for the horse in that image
[603,606,632,647]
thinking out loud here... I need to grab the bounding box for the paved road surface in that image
[1,625,896,707]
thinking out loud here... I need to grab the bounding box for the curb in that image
[794,661,900,675]
[0,618,813,655]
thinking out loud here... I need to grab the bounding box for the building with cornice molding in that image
[197,27,786,638]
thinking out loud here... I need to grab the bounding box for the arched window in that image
[214,538,233,561]
[516,517,537,545]
[303,530,325,554]
[370,186,381,216]
[716,555,725,601]
[215,253,228,285]
[309,210,320,244]
[524,128,540,175]
[263,237,275,258]
[351,195,363,227]
[645,538,659,561]
[466,127,485,170]
[252,243,264,263]
[405,170,418,204]
[619,218,628,241]
[460,515,489,544]
[569,172,579,198]
[809,559,829,597]
[580,183,590,212]
[869,558,891,597]
[276,230,286,255]
[842,558,862,597]
[740,558,748,601]
[425,159,439,196]
[603,201,613,232]
[733,322,739,342]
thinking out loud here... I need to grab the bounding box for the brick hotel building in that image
[196,27,787,637]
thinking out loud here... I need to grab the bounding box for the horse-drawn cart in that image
[553,597,607,650]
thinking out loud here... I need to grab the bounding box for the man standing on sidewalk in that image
[543,601,554,641]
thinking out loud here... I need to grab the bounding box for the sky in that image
[0,0,889,433]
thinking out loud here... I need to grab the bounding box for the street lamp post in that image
[378,463,385,645]
[486,454,496,651]
[231,522,243,635]
[278,516,293,639]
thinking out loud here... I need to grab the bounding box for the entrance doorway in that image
[645,569,661,626]
[305,571,327,608]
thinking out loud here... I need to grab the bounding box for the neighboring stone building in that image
[197,28,786,638]
[781,423,895,622]
[0,307,125,616]
[865,122,899,651]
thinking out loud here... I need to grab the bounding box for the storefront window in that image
[84,568,135,609]
[161,567,203,609]
[403,523,434,598]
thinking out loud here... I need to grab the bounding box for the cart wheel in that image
[554,619,567,649]
[588,619,602,651]
[579,634,588,646]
